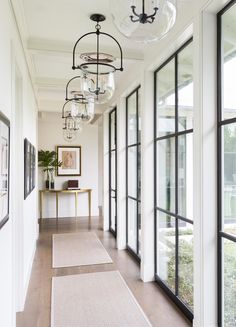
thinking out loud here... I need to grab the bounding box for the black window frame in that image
[217,1,236,325]
[109,107,117,237]
[154,38,194,321]
[126,85,141,262]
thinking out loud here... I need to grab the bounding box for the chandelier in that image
[63,76,95,124]
[72,13,124,104]
[63,128,78,142]
[110,0,177,42]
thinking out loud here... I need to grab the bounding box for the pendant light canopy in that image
[72,13,124,104]
[110,0,177,43]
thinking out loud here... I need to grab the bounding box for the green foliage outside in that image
[224,241,236,327]
[161,229,236,322]
[160,228,193,310]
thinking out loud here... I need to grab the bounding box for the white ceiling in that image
[13,0,193,114]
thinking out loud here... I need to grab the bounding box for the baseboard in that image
[98,206,103,216]
[38,209,99,218]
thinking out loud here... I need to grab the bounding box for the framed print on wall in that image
[0,112,10,230]
[31,145,36,190]
[24,138,36,200]
[57,146,81,176]
[24,138,31,199]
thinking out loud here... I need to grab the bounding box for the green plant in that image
[38,150,62,182]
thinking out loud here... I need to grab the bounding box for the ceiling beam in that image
[38,99,105,114]
[28,38,144,61]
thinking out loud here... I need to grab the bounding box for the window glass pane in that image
[156,59,175,137]
[178,221,194,310]
[127,93,137,145]
[157,211,176,292]
[223,124,236,236]
[138,145,141,201]
[127,199,137,252]
[138,88,141,143]
[128,146,137,198]
[110,111,116,149]
[110,196,116,231]
[178,133,193,220]
[111,151,116,190]
[178,43,193,131]
[222,238,236,326]
[222,6,236,120]
[157,138,175,212]
[138,202,141,256]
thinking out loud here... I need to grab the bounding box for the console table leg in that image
[88,190,91,217]
[40,191,43,226]
[75,192,78,218]
[56,192,59,221]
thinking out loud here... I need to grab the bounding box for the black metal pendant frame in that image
[65,76,85,101]
[130,0,159,24]
[62,99,88,119]
[62,114,80,131]
[72,14,123,74]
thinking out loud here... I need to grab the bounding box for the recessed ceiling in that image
[13,0,194,114]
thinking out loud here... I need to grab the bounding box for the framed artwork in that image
[24,139,36,200]
[31,145,36,190]
[0,112,10,230]
[57,146,81,176]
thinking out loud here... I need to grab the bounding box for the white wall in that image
[0,0,38,326]
[38,112,99,217]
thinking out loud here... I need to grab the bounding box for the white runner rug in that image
[51,270,152,327]
[52,232,113,268]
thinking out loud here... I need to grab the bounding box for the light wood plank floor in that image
[16,216,192,327]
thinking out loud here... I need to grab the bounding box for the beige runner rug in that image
[52,232,113,268]
[51,270,152,327]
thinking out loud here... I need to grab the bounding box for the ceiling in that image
[13,0,193,115]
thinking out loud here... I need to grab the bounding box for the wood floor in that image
[16,216,192,327]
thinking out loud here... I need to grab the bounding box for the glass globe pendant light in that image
[64,75,95,122]
[62,97,95,124]
[72,13,123,104]
[63,113,81,131]
[110,0,177,43]
[63,129,77,142]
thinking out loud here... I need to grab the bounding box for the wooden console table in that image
[39,189,92,222]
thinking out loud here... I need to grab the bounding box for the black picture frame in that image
[24,138,36,200]
[0,111,10,230]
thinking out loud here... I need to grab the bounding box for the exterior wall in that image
[103,1,229,326]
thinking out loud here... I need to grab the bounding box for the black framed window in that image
[217,2,236,326]
[109,108,117,237]
[126,86,141,261]
[154,39,194,320]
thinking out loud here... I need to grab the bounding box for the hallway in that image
[16,217,190,327]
